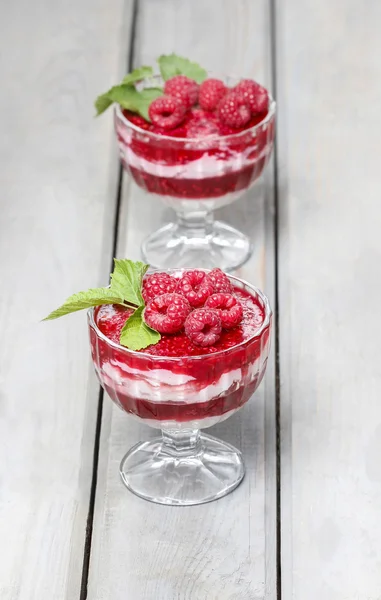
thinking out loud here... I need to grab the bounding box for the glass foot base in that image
[119,433,245,506]
[141,220,252,271]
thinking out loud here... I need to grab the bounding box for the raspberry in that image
[185,108,219,138]
[184,308,222,347]
[142,273,177,303]
[234,79,269,115]
[144,293,191,334]
[164,75,199,109]
[206,268,233,293]
[148,95,186,130]
[176,270,214,307]
[199,78,227,111]
[186,117,219,138]
[205,293,243,329]
[217,92,251,129]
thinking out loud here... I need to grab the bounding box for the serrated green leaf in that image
[110,259,149,306]
[120,306,161,350]
[43,287,123,321]
[121,66,153,85]
[133,87,164,120]
[95,67,153,116]
[94,93,114,115]
[114,86,163,121]
[95,85,138,116]
[95,85,163,120]
[158,54,207,83]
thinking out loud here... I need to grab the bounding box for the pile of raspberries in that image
[148,75,268,130]
[143,269,244,347]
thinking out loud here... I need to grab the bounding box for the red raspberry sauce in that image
[95,287,264,357]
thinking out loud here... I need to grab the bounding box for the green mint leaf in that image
[95,85,136,116]
[158,54,207,83]
[120,306,161,350]
[133,87,164,120]
[121,66,153,85]
[95,85,163,119]
[43,287,124,321]
[95,67,153,116]
[94,93,114,115]
[110,259,149,306]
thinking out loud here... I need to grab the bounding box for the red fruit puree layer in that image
[96,288,263,356]
[115,107,275,200]
[90,286,270,423]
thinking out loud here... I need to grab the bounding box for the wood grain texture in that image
[87,1,277,598]
[0,1,131,598]
[277,1,381,598]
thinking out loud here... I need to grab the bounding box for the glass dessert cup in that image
[88,271,272,506]
[114,75,276,271]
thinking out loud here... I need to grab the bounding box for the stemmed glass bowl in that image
[88,270,272,506]
[115,75,276,271]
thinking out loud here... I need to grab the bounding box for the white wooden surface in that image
[4,0,380,597]
[0,1,128,598]
[277,1,381,598]
[87,1,277,599]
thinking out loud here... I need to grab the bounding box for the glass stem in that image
[161,429,202,458]
[176,210,214,238]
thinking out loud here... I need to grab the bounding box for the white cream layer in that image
[118,141,268,180]
[101,358,261,404]
[103,363,241,403]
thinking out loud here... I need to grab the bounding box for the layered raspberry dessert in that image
[88,268,272,430]
[45,259,272,504]
[114,75,275,211]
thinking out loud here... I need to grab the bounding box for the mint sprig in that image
[110,259,149,306]
[95,66,154,116]
[43,287,126,321]
[121,66,153,85]
[157,54,207,84]
[43,259,161,351]
[120,306,161,351]
[95,55,208,118]
[95,85,163,119]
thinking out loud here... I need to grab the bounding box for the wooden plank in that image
[88,1,277,598]
[0,1,132,599]
[277,1,381,598]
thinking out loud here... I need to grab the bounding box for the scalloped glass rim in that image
[87,269,272,361]
[114,75,276,143]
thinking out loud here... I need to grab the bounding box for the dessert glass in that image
[88,271,272,505]
[114,75,276,271]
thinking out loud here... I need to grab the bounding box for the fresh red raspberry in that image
[185,108,219,138]
[142,273,177,303]
[234,79,269,115]
[164,75,199,109]
[217,92,251,129]
[206,268,233,293]
[205,293,243,329]
[176,270,214,307]
[186,117,219,138]
[199,78,227,111]
[184,308,222,347]
[148,95,186,130]
[144,293,191,334]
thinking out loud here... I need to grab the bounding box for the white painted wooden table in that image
[1,1,380,599]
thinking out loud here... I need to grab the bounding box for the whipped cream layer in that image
[103,362,243,403]
[117,137,269,180]
[99,355,262,405]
